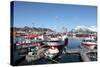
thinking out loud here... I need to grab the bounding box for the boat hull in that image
[81,43,96,49]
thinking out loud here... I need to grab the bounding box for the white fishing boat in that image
[43,33,68,58]
[81,37,97,49]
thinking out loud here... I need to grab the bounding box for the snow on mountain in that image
[89,26,97,32]
[74,26,97,32]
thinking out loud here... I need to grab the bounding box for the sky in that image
[12,1,97,31]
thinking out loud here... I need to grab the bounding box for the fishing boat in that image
[81,37,97,49]
[43,33,68,58]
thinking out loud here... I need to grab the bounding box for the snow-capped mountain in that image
[73,26,97,32]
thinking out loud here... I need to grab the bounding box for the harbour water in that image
[67,38,82,49]
[58,38,82,63]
